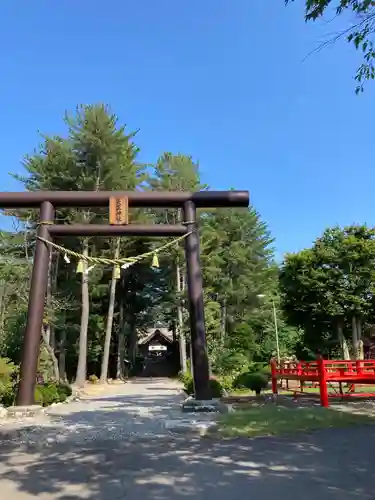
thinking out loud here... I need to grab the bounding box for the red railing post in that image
[356,359,362,376]
[317,356,329,407]
[270,358,278,395]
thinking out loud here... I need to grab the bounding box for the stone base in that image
[6,405,44,418]
[181,397,231,414]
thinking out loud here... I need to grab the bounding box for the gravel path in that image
[0,379,375,499]
[0,378,216,444]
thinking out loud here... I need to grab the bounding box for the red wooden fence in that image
[270,357,375,407]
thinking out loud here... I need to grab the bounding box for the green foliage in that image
[217,374,236,393]
[56,383,73,400]
[88,374,99,384]
[233,372,269,394]
[34,383,72,407]
[286,0,375,92]
[208,378,225,398]
[280,225,375,356]
[0,357,18,406]
[38,345,56,382]
[0,357,17,378]
[183,376,224,398]
[211,348,250,376]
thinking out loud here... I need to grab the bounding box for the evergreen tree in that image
[149,153,206,372]
[14,104,148,383]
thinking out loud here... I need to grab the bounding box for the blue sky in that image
[0,1,373,259]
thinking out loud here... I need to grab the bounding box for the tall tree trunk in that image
[221,297,227,346]
[41,328,60,381]
[75,240,89,387]
[58,326,67,383]
[337,320,350,359]
[357,317,364,359]
[116,298,125,380]
[176,261,187,373]
[352,316,359,359]
[40,248,60,381]
[100,239,120,383]
[0,282,6,339]
[49,252,60,351]
[128,321,137,371]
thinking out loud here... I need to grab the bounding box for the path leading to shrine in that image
[0,378,374,499]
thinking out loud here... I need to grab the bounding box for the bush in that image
[56,383,72,402]
[180,370,193,391]
[209,378,225,398]
[218,374,235,393]
[0,357,18,407]
[211,349,249,376]
[233,372,269,395]
[246,362,270,376]
[34,383,72,407]
[184,375,194,395]
[0,357,18,379]
[88,374,99,384]
[184,376,224,398]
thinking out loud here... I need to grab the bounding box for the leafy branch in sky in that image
[286,0,375,92]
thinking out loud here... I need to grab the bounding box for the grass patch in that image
[229,384,375,398]
[218,405,375,437]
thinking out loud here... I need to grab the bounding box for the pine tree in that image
[149,153,206,372]
[15,104,147,384]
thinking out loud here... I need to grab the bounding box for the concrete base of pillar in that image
[181,396,231,414]
[6,405,44,418]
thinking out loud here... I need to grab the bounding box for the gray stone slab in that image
[181,396,231,413]
[165,419,218,435]
[5,405,43,418]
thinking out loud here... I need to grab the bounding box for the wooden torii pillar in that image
[0,191,249,405]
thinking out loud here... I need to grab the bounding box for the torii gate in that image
[0,190,249,406]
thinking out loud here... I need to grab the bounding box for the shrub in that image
[88,374,99,384]
[0,357,18,379]
[184,376,224,398]
[184,374,194,395]
[260,364,271,377]
[34,384,59,406]
[34,383,72,406]
[211,349,249,376]
[0,357,18,407]
[233,372,269,395]
[218,374,235,393]
[0,384,15,406]
[209,378,224,398]
[56,383,72,402]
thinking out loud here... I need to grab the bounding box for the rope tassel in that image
[114,265,121,280]
[76,259,84,274]
[151,253,159,269]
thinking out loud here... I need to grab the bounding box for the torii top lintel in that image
[0,190,249,209]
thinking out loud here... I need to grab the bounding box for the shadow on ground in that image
[0,417,374,499]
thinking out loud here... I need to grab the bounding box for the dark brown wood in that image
[0,190,249,208]
[183,201,211,400]
[16,201,55,406]
[109,196,129,225]
[49,224,188,237]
